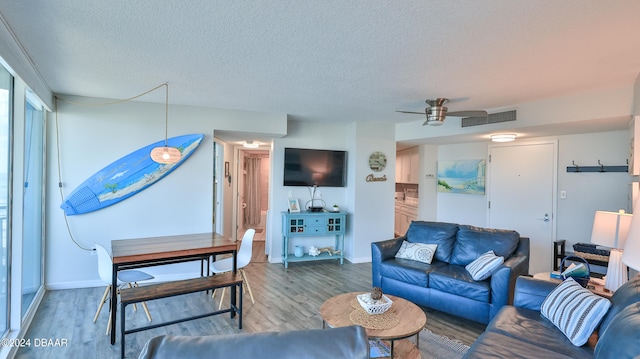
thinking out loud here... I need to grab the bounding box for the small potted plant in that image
[332,204,339,212]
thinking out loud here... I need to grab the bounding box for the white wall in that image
[269,120,396,264]
[347,122,396,262]
[556,131,631,248]
[45,97,286,289]
[417,144,438,221]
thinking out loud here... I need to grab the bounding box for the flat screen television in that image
[283,148,347,187]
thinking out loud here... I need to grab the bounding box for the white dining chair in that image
[92,243,154,335]
[212,228,256,309]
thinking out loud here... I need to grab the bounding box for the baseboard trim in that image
[268,256,371,264]
[348,256,371,264]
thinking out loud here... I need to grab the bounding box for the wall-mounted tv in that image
[283,148,347,187]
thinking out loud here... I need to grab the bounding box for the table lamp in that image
[622,201,640,274]
[590,209,632,291]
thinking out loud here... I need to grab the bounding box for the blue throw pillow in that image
[541,277,611,346]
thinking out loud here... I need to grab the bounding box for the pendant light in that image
[150,83,182,164]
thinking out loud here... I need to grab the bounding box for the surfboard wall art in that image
[60,134,204,216]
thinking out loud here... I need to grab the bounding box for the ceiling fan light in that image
[425,111,446,126]
[491,134,516,142]
[150,146,182,164]
[426,118,445,126]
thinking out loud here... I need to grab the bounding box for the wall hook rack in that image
[566,160,628,173]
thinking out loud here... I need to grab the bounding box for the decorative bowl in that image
[357,293,392,315]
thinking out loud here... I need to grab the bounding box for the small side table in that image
[532,272,613,299]
[532,272,561,283]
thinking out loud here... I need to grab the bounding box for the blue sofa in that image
[464,275,640,358]
[372,221,529,324]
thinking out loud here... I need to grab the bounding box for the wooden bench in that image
[119,272,243,358]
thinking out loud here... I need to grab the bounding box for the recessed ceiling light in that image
[490,134,516,142]
[243,140,260,148]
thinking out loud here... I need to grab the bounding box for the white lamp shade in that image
[590,210,632,249]
[590,209,633,291]
[623,200,640,271]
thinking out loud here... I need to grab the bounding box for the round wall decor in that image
[369,151,387,172]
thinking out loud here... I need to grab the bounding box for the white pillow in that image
[540,277,611,346]
[465,250,504,281]
[395,241,437,264]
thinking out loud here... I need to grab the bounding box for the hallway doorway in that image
[236,149,270,242]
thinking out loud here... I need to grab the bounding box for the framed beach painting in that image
[437,159,486,195]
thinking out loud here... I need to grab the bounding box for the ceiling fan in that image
[397,98,488,126]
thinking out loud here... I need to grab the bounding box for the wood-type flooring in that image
[16,243,485,358]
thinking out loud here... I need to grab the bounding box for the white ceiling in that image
[1,1,640,144]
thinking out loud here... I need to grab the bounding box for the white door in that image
[488,141,557,275]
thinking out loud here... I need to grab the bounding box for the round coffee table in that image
[320,292,426,359]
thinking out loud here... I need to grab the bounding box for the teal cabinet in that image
[281,211,346,268]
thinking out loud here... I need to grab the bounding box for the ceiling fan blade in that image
[396,110,426,115]
[446,110,488,117]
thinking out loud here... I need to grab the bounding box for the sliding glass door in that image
[22,96,44,317]
[0,65,12,334]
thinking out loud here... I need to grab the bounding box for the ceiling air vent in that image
[461,110,516,128]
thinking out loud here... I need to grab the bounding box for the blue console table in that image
[281,211,346,268]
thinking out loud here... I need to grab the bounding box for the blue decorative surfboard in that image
[60,134,204,215]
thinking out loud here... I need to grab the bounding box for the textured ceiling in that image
[1,1,640,135]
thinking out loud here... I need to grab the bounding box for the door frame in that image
[212,139,223,235]
[487,139,558,271]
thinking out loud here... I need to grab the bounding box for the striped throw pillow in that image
[465,250,504,281]
[540,277,611,346]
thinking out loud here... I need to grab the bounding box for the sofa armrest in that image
[509,236,530,276]
[512,276,559,311]
[371,237,404,287]
[490,237,530,302]
[488,237,530,320]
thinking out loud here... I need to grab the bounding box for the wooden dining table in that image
[109,232,237,344]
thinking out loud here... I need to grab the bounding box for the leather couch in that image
[464,275,640,358]
[372,221,530,324]
[137,325,368,359]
